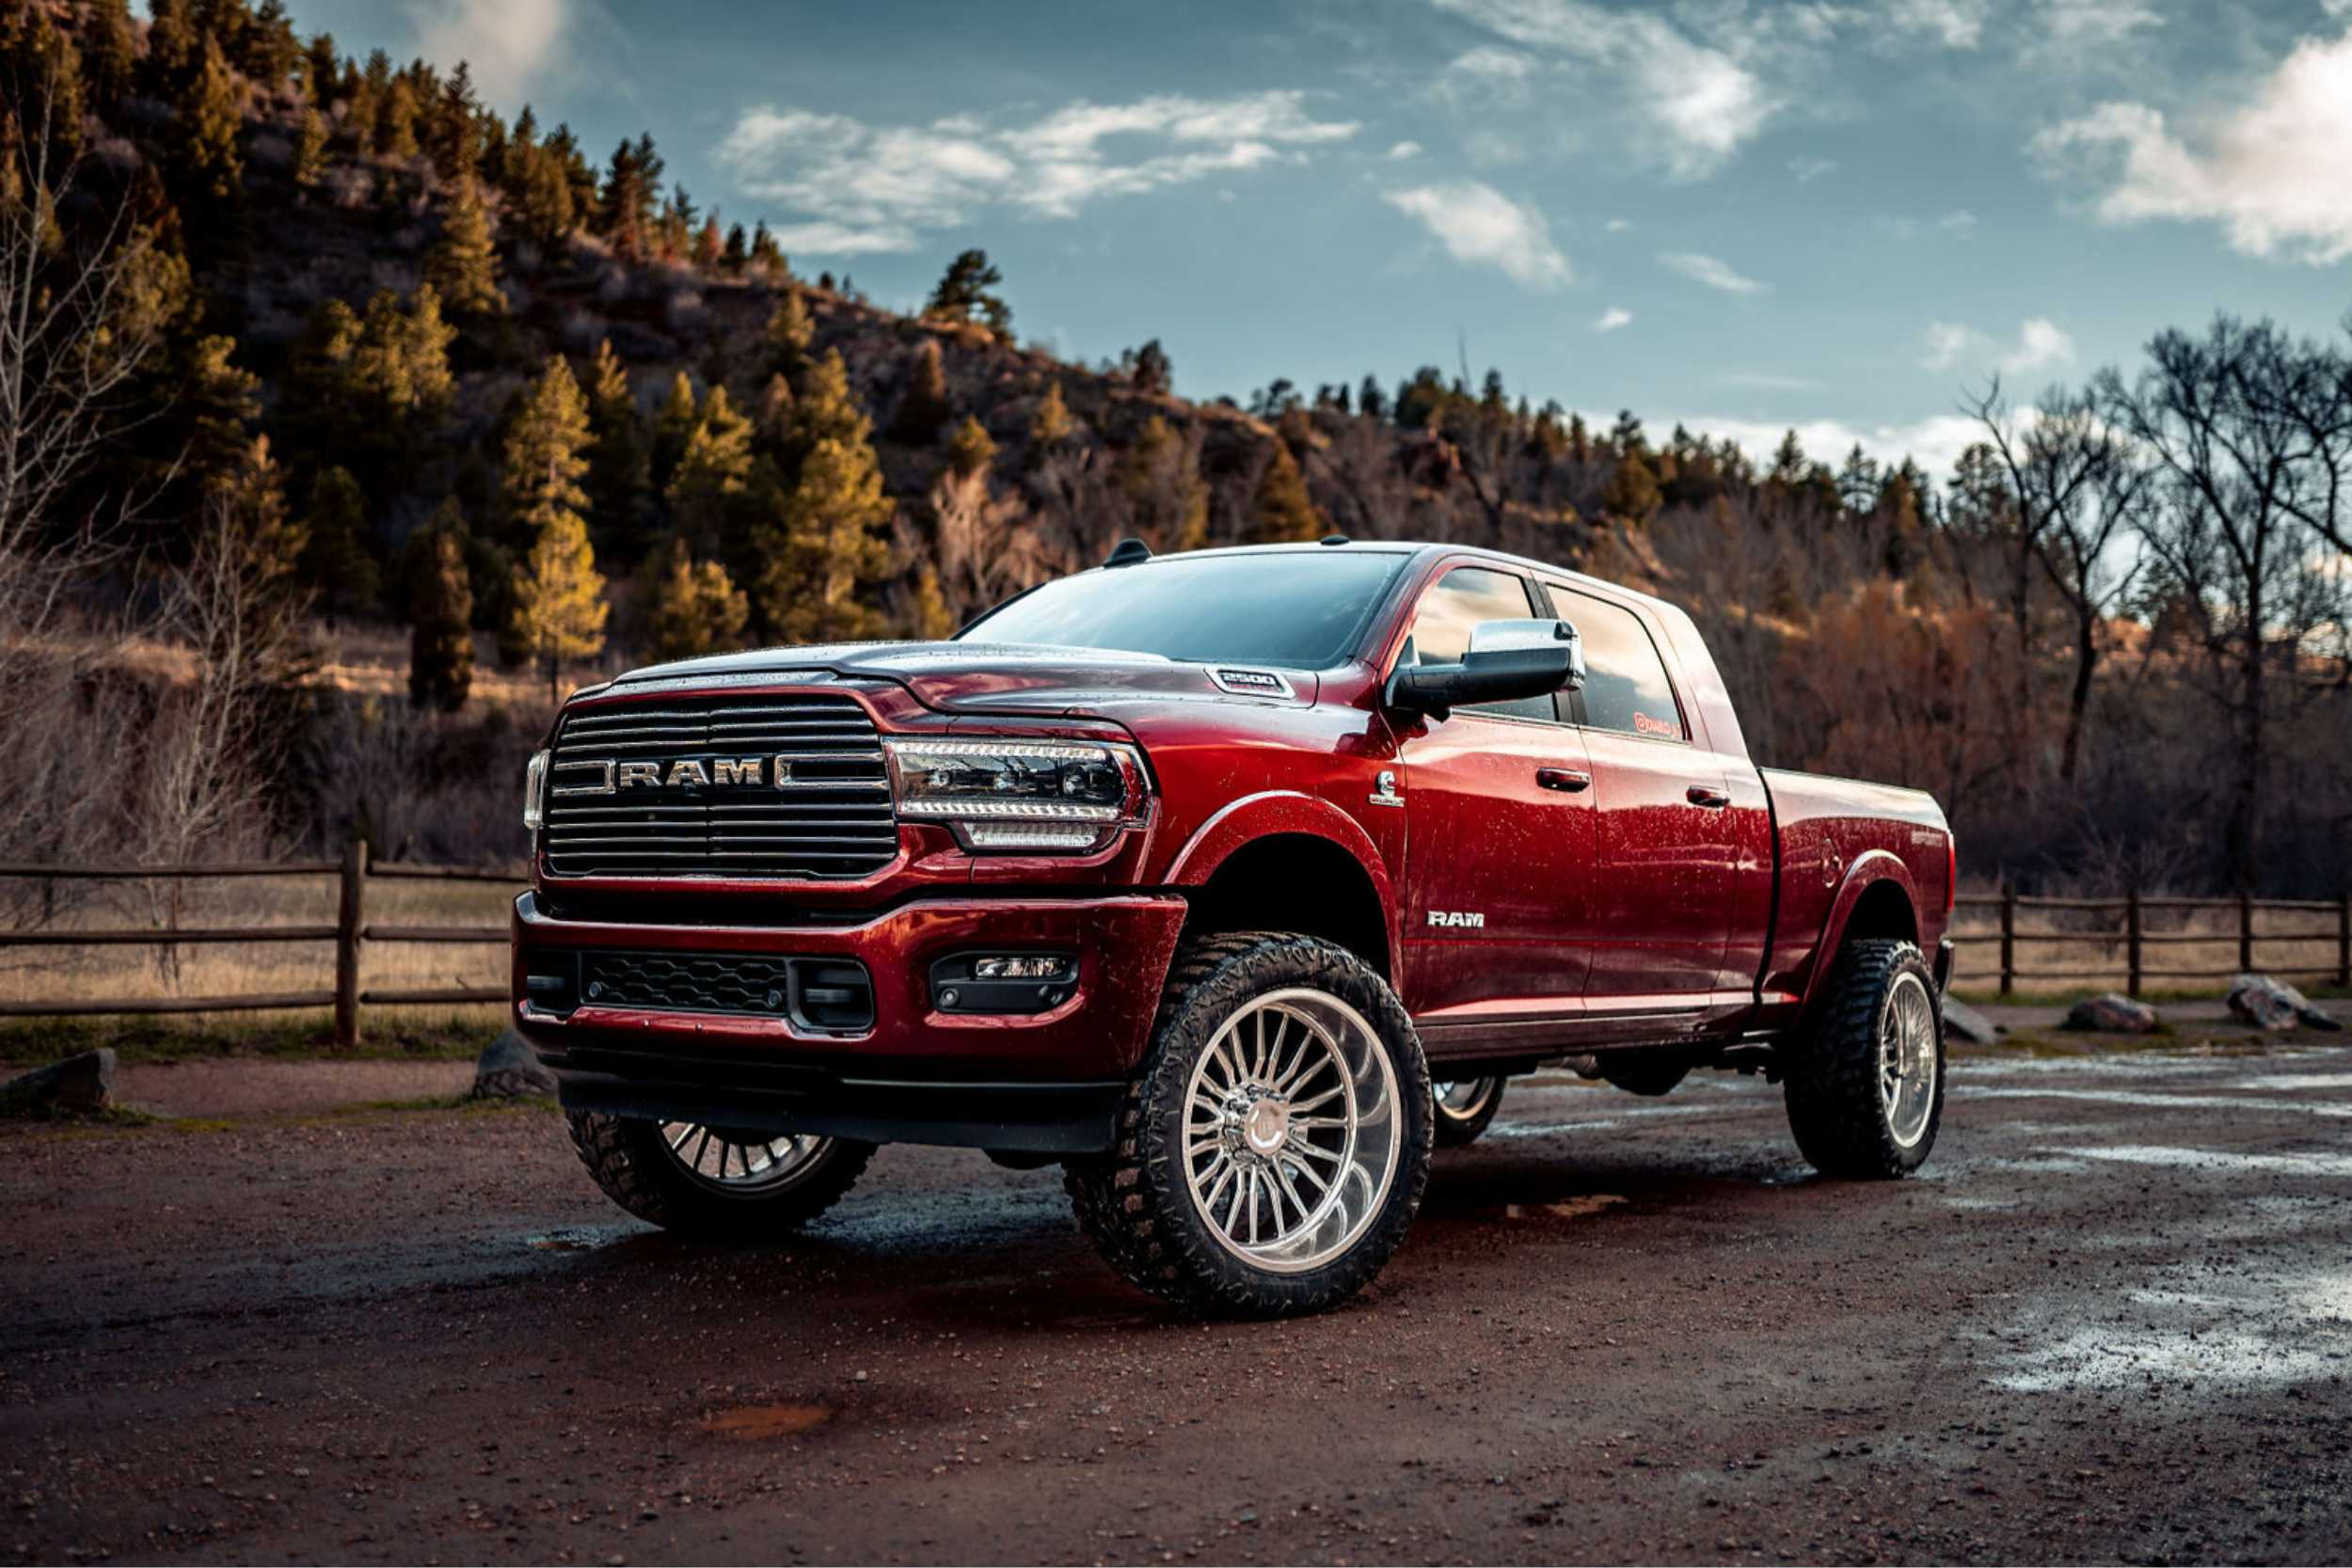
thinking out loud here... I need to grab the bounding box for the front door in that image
[1390,564,1598,1033]
[1541,583,1736,1011]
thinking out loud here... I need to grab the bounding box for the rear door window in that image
[1545,587,1685,740]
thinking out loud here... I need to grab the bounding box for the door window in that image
[1400,567,1554,721]
[1547,589,1685,740]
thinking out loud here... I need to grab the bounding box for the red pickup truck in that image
[513,539,1954,1316]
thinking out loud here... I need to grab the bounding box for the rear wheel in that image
[1066,933,1432,1317]
[566,1112,875,1235]
[1432,1077,1504,1146]
[1784,939,1943,1178]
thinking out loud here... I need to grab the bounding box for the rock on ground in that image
[471,1028,558,1099]
[1941,996,2000,1044]
[2063,993,2160,1034]
[0,1049,117,1117]
[2227,974,2344,1033]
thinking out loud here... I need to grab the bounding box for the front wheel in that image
[567,1112,875,1235]
[1066,933,1433,1317]
[1433,1077,1505,1146]
[1783,939,1944,1178]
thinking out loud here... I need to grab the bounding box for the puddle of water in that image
[1504,1194,1628,1220]
[1965,1085,2352,1119]
[2064,1143,2352,1180]
[700,1402,834,1440]
[2231,1072,2352,1092]
[1992,1268,2352,1394]
[1485,1117,1623,1140]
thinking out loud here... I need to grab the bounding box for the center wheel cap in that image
[1242,1096,1291,1155]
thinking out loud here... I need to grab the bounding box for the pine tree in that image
[425,175,503,314]
[665,386,754,555]
[692,214,723,268]
[1601,451,1662,527]
[946,415,995,479]
[375,73,420,159]
[888,339,951,444]
[1130,339,1172,395]
[1247,438,1325,544]
[429,59,481,179]
[2,6,84,169]
[722,223,748,273]
[292,103,327,187]
[639,538,749,662]
[755,434,893,643]
[299,466,380,617]
[301,30,340,108]
[501,355,595,552]
[178,334,262,496]
[83,0,136,107]
[143,0,195,98]
[764,290,814,385]
[408,512,475,710]
[785,351,871,465]
[748,220,785,276]
[174,36,244,210]
[507,511,607,700]
[583,340,649,554]
[907,566,954,640]
[923,248,1011,337]
[650,371,698,493]
[1027,381,1074,451]
[241,0,299,87]
[1118,416,1208,551]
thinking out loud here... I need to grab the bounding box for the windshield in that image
[960,552,1408,670]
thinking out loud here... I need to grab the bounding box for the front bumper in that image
[509,889,1188,1153]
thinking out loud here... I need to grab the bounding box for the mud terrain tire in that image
[1783,938,1944,1179]
[566,1113,874,1236]
[1433,1077,1505,1146]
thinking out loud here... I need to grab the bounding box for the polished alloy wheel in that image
[1879,973,1938,1148]
[1182,987,1401,1274]
[658,1122,834,1192]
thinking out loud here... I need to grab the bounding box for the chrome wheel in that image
[1879,973,1938,1149]
[1436,1079,1498,1118]
[1182,987,1402,1275]
[658,1122,835,1193]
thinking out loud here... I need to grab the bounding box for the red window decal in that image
[1632,711,1680,739]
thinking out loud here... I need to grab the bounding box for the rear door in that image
[1538,582,1736,1013]
[1390,564,1598,1030]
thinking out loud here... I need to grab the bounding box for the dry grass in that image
[1947,900,2349,997]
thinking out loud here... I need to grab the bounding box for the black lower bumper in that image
[535,1040,1124,1155]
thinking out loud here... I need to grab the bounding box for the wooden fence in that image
[0,842,515,1044]
[1953,888,2352,996]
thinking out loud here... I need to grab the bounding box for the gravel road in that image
[4,1042,2348,1564]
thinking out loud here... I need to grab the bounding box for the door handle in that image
[1536,767,1591,793]
[1686,784,1731,809]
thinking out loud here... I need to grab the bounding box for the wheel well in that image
[1181,833,1391,979]
[1840,879,1919,949]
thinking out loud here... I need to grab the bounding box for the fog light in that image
[973,955,1073,981]
[931,952,1077,1015]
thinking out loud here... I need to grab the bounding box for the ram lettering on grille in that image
[541,695,897,879]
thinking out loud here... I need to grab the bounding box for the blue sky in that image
[281,0,2352,476]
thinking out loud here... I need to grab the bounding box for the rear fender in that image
[1796,852,1924,1020]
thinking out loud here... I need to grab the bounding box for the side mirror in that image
[1385,618,1583,721]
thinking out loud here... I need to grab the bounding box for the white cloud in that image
[1594,307,1633,332]
[1386,139,1425,160]
[1886,0,1991,49]
[1384,181,1572,288]
[1689,413,1996,482]
[1604,217,1633,233]
[2042,0,2165,45]
[2030,26,2352,263]
[406,0,573,104]
[1719,371,1820,390]
[716,91,1359,253]
[1430,0,1774,178]
[1788,155,1837,183]
[1920,317,2078,374]
[1938,209,1979,236]
[1659,250,1767,293]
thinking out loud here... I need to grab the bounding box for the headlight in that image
[523,749,549,832]
[882,737,1150,853]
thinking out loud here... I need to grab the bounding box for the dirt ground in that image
[5,1040,2350,1565]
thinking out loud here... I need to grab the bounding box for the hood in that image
[600,640,1317,716]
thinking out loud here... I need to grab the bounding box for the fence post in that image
[2125,889,2143,997]
[2338,894,2350,990]
[1998,882,2015,996]
[2237,891,2254,974]
[334,838,365,1047]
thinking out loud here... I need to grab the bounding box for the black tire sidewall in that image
[1786,940,1945,1179]
[569,1111,875,1235]
[1433,1076,1503,1146]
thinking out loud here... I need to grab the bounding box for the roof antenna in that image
[1104,537,1152,568]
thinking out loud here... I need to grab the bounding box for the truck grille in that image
[542,694,897,879]
[576,950,876,1032]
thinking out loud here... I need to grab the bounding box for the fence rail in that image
[1952,887,2352,994]
[0,841,517,1042]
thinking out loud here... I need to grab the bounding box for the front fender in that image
[1796,851,1924,1017]
[1160,789,1401,964]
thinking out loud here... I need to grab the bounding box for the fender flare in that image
[1161,790,1401,971]
[1796,851,1925,1018]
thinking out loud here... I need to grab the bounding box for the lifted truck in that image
[513,539,1955,1316]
